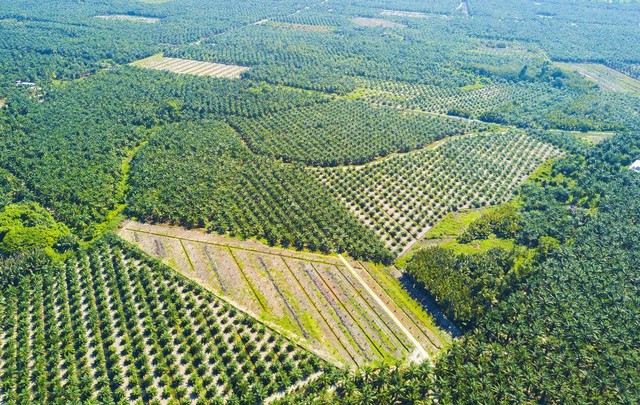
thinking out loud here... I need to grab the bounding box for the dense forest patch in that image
[0,203,76,259]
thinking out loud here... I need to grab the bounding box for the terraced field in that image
[314,131,561,254]
[133,55,250,78]
[119,221,450,367]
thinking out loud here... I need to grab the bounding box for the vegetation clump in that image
[0,202,76,258]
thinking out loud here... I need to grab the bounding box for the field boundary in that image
[339,255,432,365]
[125,227,342,266]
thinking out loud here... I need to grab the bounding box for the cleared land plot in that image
[314,131,561,255]
[269,21,333,32]
[552,130,615,144]
[381,10,432,18]
[133,55,250,79]
[555,62,640,94]
[119,221,450,367]
[352,17,406,28]
[95,14,160,23]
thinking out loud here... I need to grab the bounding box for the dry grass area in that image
[119,220,450,366]
[555,62,640,94]
[352,17,406,28]
[133,54,250,78]
[269,21,333,32]
[95,14,160,23]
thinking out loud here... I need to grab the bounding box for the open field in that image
[352,17,406,28]
[381,10,432,18]
[314,131,561,254]
[95,14,160,23]
[561,130,615,144]
[133,55,250,79]
[0,235,326,403]
[554,62,640,93]
[119,221,450,367]
[269,21,333,32]
[396,207,516,268]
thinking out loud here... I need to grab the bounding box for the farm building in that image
[631,160,640,173]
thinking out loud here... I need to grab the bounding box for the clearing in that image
[557,130,615,144]
[95,14,160,23]
[397,207,515,267]
[119,220,450,367]
[269,21,333,32]
[554,62,640,94]
[380,10,432,18]
[352,17,406,28]
[133,54,250,79]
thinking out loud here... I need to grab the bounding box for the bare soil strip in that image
[269,21,333,32]
[381,10,432,18]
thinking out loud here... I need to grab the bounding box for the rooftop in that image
[631,160,640,172]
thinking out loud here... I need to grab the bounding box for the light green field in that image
[397,207,514,267]
[555,62,640,94]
